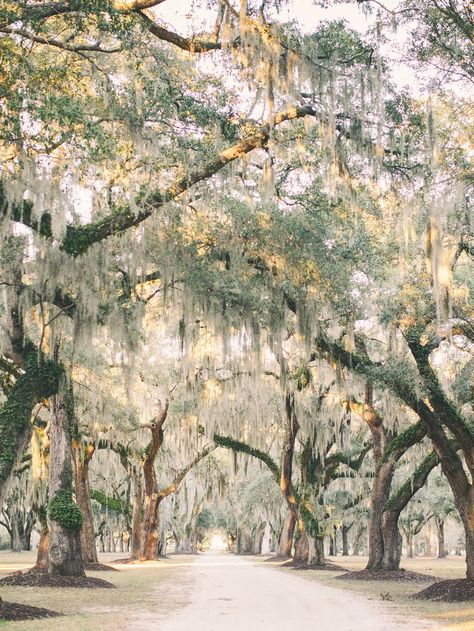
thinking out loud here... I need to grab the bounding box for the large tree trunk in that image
[11,516,22,552]
[352,524,365,555]
[140,491,161,560]
[72,443,98,564]
[461,498,474,581]
[279,510,295,557]
[342,523,352,556]
[36,531,50,569]
[252,522,266,555]
[307,535,325,567]
[381,509,403,569]
[34,508,50,569]
[435,517,446,558]
[366,440,394,569]
[47,392,85,576]
[130,469,143,560]
[293,524,309,564]
[139,402,169,561]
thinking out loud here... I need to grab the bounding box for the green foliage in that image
[0,343,63,486]
[90,489,123,513]
[48,490,83,530]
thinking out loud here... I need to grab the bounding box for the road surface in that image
[133,551,437,631]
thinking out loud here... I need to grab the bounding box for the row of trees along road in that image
[0,0,472,602]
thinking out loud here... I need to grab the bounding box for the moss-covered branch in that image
[3,106,315,256]
[90,489,123,513]
[381,421,427,465]
[384,451,439,514]
[214,434,280,483]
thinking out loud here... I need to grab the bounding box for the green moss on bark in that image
[48,490,83,531]
[90,489,123,513]
[0,343,63,486]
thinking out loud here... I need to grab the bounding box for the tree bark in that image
[307,535,325,566]
[72,442,98,564]
[252,522,266,555]
[130,468,143,560]
[352,524,364,555]
[293,524,309,564]
[139,402,168,561]
[342,523,352,556]
[435,517,446,558]
[381,510,403,569]
[48,392,85,576]
[34,507,50,569]
[279,510,295,557]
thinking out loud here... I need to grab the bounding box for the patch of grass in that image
[0,551,193,631]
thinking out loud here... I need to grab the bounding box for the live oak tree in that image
[0,0,472,603]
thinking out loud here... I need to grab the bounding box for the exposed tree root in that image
[413,579,474,601]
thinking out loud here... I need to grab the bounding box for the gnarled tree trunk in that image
[48,391,84,576]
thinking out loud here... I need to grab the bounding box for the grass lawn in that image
[0,552,193,631]
[270,555,473,631]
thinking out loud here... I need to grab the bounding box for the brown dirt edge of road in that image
[0,597,60,621]
[336,568,441,583]
[283,560,347,571]
[413,578,474,602]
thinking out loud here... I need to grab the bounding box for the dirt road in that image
[138,551,437,631]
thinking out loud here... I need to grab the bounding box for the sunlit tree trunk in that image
[139,402,168,561]
[279,510,295,557]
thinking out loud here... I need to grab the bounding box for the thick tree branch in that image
[158,444,216,500]
[2,105,315,256]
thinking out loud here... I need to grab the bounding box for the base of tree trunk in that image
[337,568,440,583]
[0,568,115,589]
[413,579,474,602]
[0,597,60,621]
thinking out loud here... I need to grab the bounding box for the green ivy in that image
[48,490,83,531]
[0,342,63,486]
